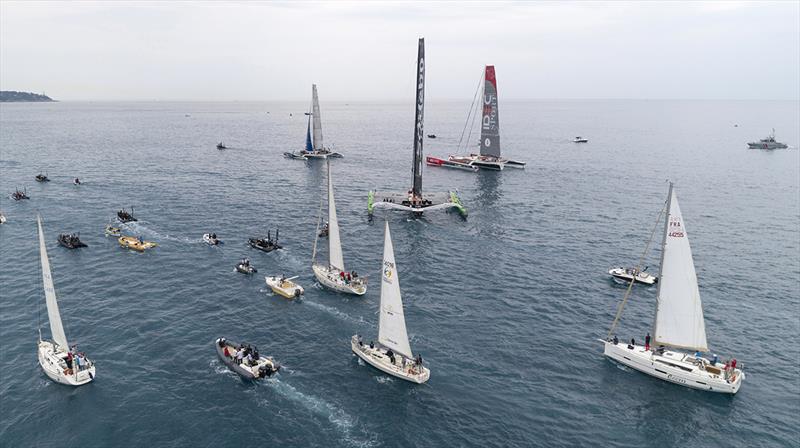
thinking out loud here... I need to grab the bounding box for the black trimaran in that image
[368,38,467,218]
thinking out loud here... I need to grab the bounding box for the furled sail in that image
[411,38,425,198]
[652,184,708,352]
[312,84,324,151]
[378,221,413,359]
[327,161,345,271]
[479,65,501,158]
[37,216,69,350]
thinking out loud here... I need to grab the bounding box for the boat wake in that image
[304,300,364,324]
[122,222,201,244]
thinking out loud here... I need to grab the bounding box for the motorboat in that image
[73,178,82,185]
[36,216,96,386]
[235,258,257,274]
[748,129,788,149]
[215,337,279,379]
[573,136,588,143]
[118,236,157,252]
[292,84,344,160]
[35,173,50,182]
[10,188,30,201]
[601,182,745,394]
[427,134,437,139]
[248,229,282,253]
[203,233,221,245]
[265,275,305,299]
[216,142,227,150]
[117,208,137,223]
[58,233,87,249]
[104,225,122,236]
[351,222,430,384]
[312,161,367,296]
[608,267,657,285]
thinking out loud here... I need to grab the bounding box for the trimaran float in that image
[428,65,525,171]
[285,84,343,160]
[351,221,429,383]
[36,215,96,386]
[601,183,744,394]
[368,38,467,218]
[312,161,367,295]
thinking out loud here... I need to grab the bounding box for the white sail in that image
[378,222,413,359]
[653,185,708,352]
[37,216,69,350]
[312,84,324,151]
[327,161,345,271]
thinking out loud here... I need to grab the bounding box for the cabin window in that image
[655,359,693,372]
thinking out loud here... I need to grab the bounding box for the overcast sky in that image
[1,1,798,101]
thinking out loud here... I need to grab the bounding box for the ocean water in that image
[0,100,798,447]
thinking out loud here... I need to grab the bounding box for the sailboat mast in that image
[652,182,673,338]
[411,37,425,198]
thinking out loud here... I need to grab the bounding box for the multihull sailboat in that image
[601,183,744,394]
[368,38,467,218]
[428,65,525,171]
[312,161,367,295]
[36,215,96,386]
[351,221,430,383]
[285,84,343,160]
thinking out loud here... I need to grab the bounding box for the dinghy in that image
[235,258,257,274]
[216,142,227,150]
[265,275,304,299]
[215,337,279,379]
[118,236,157,252]
[35,172,50,182]
[601,183,745,394]
[608,267,657,285]
[351,221,430,384]
[203,233,221,245]
[73,178,82,185]
[369,38,467,218]
[573,136,588,143]
[36,216,96,386]
[104,225,122,236]
[58,233,87,249]
[248,229,282,252]
[117,208,137,223]
[312,161,367,295]
[429,65,525,171]
[10,188,29,201]
[286,85,343,160]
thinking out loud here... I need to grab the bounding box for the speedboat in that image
[73,178,81,185]
[0,212,6,224]
[203,233,221,245]
[117,208,137,223]
[217,142,227,150]
[427,134,437,139]
[215,337,279,379]
[10,188,30,201]
[58,233,87,249]
[235,259,257,274]
[35,173,50,182]
[104,225,122,236]
[748,129,788,149]
[118,236,157,252]
[573,136,588,143]
[248,229,282,253]
[265,275,304,299]
[609,267,657,285]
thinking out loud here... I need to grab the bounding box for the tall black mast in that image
[411,37,425,198]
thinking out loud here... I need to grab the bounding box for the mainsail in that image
[327,161,345,271]
[411,38,425,197]
[305,115,313,152]
[312,84,324,151]
[378,221,413,359]
[652,184,708,352]
[37,216,69,350]
[479,65,501,158]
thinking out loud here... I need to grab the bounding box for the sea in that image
[0,99,798,447]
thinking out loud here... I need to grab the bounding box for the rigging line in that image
[606,199,668,340]
[456,69,484,154]
[311,177,325,265]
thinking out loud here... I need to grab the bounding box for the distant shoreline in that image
[0,91,55,102]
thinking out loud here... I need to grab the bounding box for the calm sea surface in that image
[0,100,798,447]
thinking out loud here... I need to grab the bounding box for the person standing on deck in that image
[645,333,651,351]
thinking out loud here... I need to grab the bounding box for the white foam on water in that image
[304,300,360,323]
[123,222,200,244]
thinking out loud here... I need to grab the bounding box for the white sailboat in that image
[351,221,429,384]
[286,84,343,160]
[36,215,95,386]
[602,183,744,394]
[313,161,367,295]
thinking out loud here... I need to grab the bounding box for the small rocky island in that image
[0,91,55,102]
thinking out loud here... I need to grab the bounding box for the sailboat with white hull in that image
[429,65,525,171]
[36,215,95,386]
[601,183,744,394]
[368,38,467,218]
[285,84,342,160]
[351,221,430,383]
[312,161,367,295]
